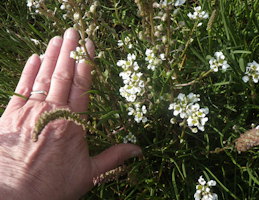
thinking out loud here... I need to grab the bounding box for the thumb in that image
[91,143,142,178]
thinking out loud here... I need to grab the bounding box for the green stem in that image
[179,21,199,70]
[175,69,213,87]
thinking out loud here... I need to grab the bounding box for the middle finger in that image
[46,28,79,105]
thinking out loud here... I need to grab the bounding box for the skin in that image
[0,28,142,200]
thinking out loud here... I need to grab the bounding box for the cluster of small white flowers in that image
[123,132,137,144]
[70,47,87,63]
[59,0,68,8]
[145,49,165,71]
[27,0,43,12]
[194,176,218,200]
[209,51,230,72]
[169,93,209,133]
[118,36,133,49]
[242,61,259,83]
[117,54,148,123]
[128,103,148,123]
[187,6,209,26]
[153,0,186,8]
[117,53,145,102]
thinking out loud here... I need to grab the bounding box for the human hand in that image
[0,28,142,200]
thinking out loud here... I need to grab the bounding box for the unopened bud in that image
[154,31,160,37]
[162,36,167,44]
[73,13,80,21]
[153,2,160,8]
[90,4,97,13]
[161,13,167,22]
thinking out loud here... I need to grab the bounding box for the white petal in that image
[242,76,249,83]
[174,0,186,6]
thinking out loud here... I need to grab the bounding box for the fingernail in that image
[64,28,78,40]
[52,36,62,46]
[29,54,38,64]
[131,149,142,158]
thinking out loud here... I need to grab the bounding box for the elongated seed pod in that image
[93,165,128,186]
[207,9,217,31]
[32,109,87,142]
[235,128,259,152]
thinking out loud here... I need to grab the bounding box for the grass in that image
[0,0,259,199]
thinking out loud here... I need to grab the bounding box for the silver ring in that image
[30,90,48,96]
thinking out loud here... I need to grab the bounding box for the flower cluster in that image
[194,176,218,200]
[145,49,165,71]
[128,103,148,123]
[117,54,145,102]
[123,132,137,144]
[27,0,43,12]
[118,36,133,49]
[187,6,209,26]
[70,47,88,63]
[242,61,259,83]
[117,54,148,123]
[209,51,230,72]
[58,0,100,36]
[169,93,209,133]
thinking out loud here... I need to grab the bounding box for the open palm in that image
[0,28,141,200]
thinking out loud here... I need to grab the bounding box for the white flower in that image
[27,0,43,12]
[118,36,133,49]
[174,0,186,6]
[117,60,125,67]
[128,107,134,116]
[27,0,33,7]
[169,93,209,133]
[209,52,230,72]
[242,61,259,83]
[127,103,148,123]
[30,38,40,45]
[145,48,164,71]
[170,118,176,124]
[60,4,66,9]
[207,180,216,187]
[177,93,185,101]
[214,51,225,60]
[147,64,156,71]
[160,53,166,60]
[127,53,136,62]
[195,176,218,200]
[118,40,123,47]
[145,49,155,62]
[123,132,137,144]
[70,46,90,63]
[168,103,174,110]
[221,61,230,71]
[73,13,80,21]
[188,6,209,21]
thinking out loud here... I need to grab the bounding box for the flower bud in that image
[73,13,80,21]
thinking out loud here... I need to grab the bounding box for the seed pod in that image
[32,109,88,142]
[207,9,217,31]
[235,128,259,152]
